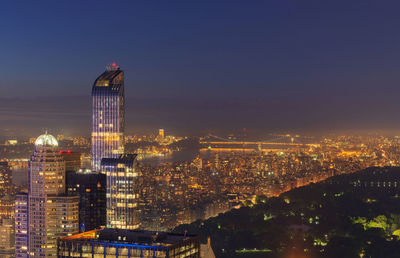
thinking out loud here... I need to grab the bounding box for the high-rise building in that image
[60,151,81,172]
[91,64,125,172]
[0,161,13,196]
[29,134,65,196]
[66,171,106,232]
[101,154,140,229]
[57,228,201,258]
[15,133,79,257]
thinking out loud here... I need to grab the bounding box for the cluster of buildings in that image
[136,135,400,229]
[125,129,182,146]
[2,131,400,255]
[2,66,400,256]
[8,65,204,257]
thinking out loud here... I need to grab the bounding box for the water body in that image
[140,148,210,166]
[140,148,252,166]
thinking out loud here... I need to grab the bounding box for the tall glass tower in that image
[101,154,140,230]
[92,64,125,172]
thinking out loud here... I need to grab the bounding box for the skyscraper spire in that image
[106,62,119,71]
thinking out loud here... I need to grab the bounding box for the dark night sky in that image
[1,1,400,137]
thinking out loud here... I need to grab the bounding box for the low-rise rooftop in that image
[61,228,198,248]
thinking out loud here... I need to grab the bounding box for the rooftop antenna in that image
[42,127,49,135]
[106,62,119,71]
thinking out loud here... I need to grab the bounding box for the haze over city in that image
[2,1,400,137]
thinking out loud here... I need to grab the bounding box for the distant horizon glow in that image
[1,1,400,136]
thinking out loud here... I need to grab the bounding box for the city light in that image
[1,2,400,257]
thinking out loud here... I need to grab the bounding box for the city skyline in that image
[2,1,400,136]
[2,2,400,257]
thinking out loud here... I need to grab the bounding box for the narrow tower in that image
[91,64,125,172]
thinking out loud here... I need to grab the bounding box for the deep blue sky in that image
[1,1,400,137]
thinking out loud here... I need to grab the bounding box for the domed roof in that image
[35,133,58,147]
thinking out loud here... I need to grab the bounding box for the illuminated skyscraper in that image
[101,154,140,229]
[29,134,65,197]
[15,133,79,257]
[91,64,125,172]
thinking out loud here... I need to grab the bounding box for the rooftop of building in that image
[93,68,123,88]
[61,228,199,247]
[96,69,120,81]
[101,154,138,167]
[46,194,80,201]
[35,132,58,147]
[15,192,28,196]
[59,150,80,154]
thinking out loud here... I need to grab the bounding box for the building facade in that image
[66,171,106,232]
[0,195,15,219]
[15,193,28,257]
[91,64,125,172]
[57,228,201,258]
[45,195,79,256]
[101,154,140,229]
[0,218,15,257]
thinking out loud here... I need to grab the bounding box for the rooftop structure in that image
[58,228,200,258]
[60,151,81,172]
[34,133,58,147]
